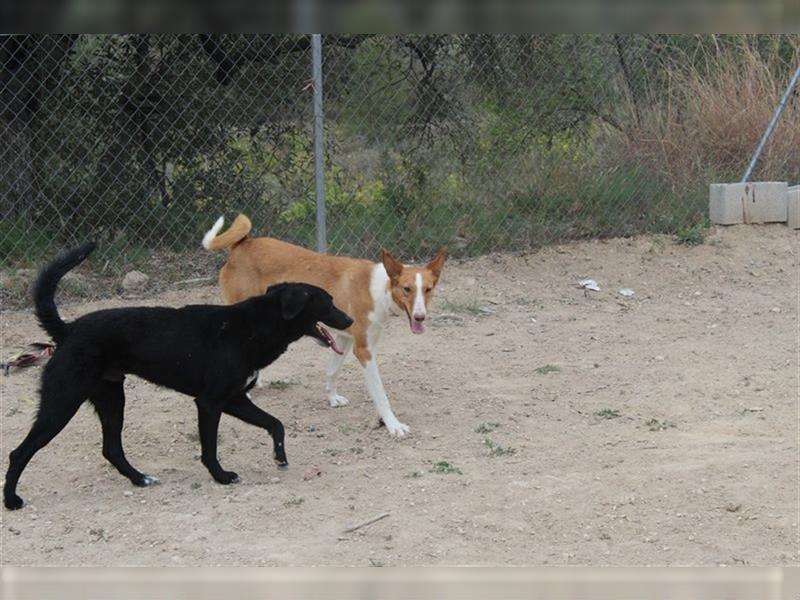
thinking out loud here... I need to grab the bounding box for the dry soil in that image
[1,225,797,566]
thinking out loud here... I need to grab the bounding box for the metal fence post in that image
[741,64,800,183]
[312,33,327,253]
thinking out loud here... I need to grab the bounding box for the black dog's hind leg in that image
[90,379,158,487]
[195,400,240,484]
[4,370,89,510]
[223,392,288,468]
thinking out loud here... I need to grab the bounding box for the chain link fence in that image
[2,34,799,305]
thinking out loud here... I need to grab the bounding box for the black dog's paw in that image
[214,471,240,485]
[273,447,288,469]
[4,494,24,510]
[133,474,160,487]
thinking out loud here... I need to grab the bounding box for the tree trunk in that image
[0,113,34,221]
[0,36,35,221]
[1,35,75,223]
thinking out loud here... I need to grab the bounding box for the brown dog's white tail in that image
[202,214,252,251]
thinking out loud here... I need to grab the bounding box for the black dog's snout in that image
[333,308,353,329]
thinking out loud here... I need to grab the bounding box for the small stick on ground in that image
[344,512,390,534]
[174,276,215,287]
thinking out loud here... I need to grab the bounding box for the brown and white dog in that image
[202,214,447,436]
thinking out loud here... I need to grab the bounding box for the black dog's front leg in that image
[223,393,288,468]
[194,400,239,484]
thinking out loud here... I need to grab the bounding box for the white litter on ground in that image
[578,279,600,292]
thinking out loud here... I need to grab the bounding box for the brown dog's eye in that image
[425,287,432,293]
[403,286,412,294]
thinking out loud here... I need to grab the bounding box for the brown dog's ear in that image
[426,247,448,279]
[381,249,404,281]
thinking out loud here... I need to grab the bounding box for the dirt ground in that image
[0,225,797,566]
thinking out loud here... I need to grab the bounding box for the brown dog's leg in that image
[353,331,410,437]
[325,334,354,407]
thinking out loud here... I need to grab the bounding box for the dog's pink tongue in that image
[411,320,425,335]
[329,336,344,354]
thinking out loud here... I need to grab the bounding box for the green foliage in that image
[430,461,462,475]
[3,34,795,282]
[474,422,501,434]
[439,298,484,316]
[483,439,517,457]
[645,418,676,431]
[0,217,57,266]
[267,380,295,390]
[674,219,709,246]
[595,408,622,420]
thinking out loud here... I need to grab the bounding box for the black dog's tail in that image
[33,241,97,344]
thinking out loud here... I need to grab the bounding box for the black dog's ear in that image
[280,286,309,320]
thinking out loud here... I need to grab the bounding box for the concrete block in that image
[709,182,788,225]
[788,185,800,229]
[709,183,744,224]
[741,181,787,223]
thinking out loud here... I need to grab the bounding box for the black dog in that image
[4,242,353,510]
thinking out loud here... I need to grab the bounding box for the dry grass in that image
[618,36,800,184]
